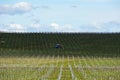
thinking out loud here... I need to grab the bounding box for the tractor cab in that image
[55,43,61,49]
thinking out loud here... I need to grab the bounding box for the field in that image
[0,56,120,80]
[0,32,120,80]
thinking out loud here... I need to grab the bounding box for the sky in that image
[0,0,120,32]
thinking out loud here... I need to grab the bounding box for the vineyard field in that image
[0,32,120,57]
[0,32,120,80]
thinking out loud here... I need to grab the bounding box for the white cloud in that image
[91,22,103,29]
[50,23,60,30]
[101,21,120,32]
[13,2,31,11]
[0,28,9,32]
[1,21,120,32]
[27,23,79,32]
[0,23,27,32]
[7,23,27,32]
[0,2,32,15]
[49,23,78,32]
[8,24,24,29]
[80,21,120,32]
[30,23,41,29]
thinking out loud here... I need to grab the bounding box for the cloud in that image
[0,23,27,32]
[0,28,9,32]
[48,21,120,33]
[1,21,120,32]
[80,21,120,32]
[49,23,78,32]
[50,23,59,30]
[30,23,41,29]
[28,23,78,32]
[8,24,25,29]
[0,2,32,15]
[101,21,120,32]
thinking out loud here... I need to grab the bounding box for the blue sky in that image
[0,0,120,32]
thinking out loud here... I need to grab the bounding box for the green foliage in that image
[0,33,120,56]
[0,32,120,57]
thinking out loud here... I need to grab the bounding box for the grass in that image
[0,56,120,80]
